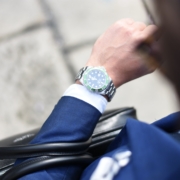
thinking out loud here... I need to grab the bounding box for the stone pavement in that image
[0,0,179,139]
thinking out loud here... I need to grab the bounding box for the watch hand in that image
[89,75,94,80]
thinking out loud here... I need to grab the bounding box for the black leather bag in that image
[0,107,136,180]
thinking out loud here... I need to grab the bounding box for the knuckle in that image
[113,20,135,36]
[117,25,133,37]
[114,18,133,28]
[115,21,132,30]
[125,27,134,36]
[114,20,124,28]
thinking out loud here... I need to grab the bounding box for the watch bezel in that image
[82,67,110,92]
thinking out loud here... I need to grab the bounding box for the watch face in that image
[83,68,109,92]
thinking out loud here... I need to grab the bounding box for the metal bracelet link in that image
[104,81,116,101]
[75,66,89,81]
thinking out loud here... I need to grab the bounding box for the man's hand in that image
[86,19,158,88]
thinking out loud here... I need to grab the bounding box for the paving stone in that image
[0,0,45,39]
[0,28,72,139]
[68,45,92,72]
[46,0,148,46]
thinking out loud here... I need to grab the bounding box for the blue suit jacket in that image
[17,96,180,180]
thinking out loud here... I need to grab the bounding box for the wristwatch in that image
[75,66,116,102]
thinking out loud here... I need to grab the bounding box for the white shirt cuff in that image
[63,84,108,114]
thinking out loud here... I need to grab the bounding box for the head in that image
[144,0,180,98]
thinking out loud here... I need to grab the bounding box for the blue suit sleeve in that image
[17,96,102,180]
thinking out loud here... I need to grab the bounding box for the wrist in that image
[75,80,83,86]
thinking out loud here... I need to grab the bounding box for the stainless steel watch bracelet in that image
[102,80,116,101]
[75,66,89,82]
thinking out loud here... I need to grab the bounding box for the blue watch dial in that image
[86,69,106,89]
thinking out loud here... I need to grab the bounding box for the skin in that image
[83,19,158,89]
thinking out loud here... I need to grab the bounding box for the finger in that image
[134,22,147,31]
[143,25,158,39]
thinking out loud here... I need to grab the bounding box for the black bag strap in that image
[0,107,136,160]
[0,154,94,180]
[0,138,91,159]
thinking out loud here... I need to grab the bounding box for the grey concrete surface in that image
[0,0,45,40]
[46,0,148,46]
[0,27,72,138]
[0,0,179,139]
